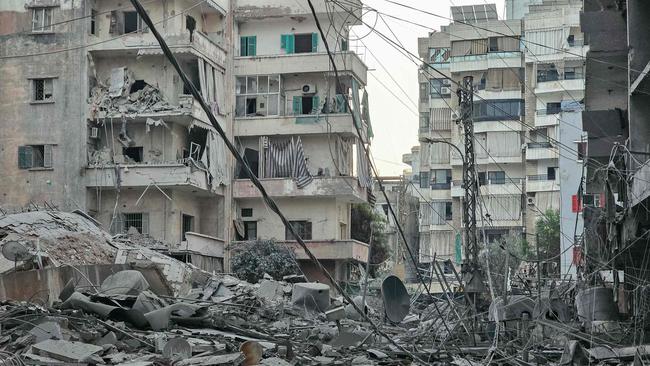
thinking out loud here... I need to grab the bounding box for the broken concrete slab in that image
[260,357,292,366]
[175,353,245,365]
[257,279,284,301]
[31,339,103,363]
[100,270,150,296]
[28,321,63,343]
[291,283,330,312]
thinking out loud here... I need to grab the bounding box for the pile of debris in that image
[89,67,182,119]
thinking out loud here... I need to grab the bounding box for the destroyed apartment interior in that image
[3,0,650,365]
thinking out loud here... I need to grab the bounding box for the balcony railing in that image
[451,178,524,187]
[536,109,560,116]
[431,182,451,190]
[527,142,553,148]
[527,174,556,181]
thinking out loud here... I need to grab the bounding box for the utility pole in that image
[458,76,486,296]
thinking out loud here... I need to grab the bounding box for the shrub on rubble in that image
[230,239,300,283]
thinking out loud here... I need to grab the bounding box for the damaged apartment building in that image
[0,0,232,272]
[0,0,373,283]
[407,2,587,278]
[231,0,373,284]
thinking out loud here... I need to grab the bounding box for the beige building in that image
[230,0,373,284]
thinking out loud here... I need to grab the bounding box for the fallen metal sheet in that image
[61,291,117,318]
[31,339,103,363]
[144,302,204,331]
[162,338,192,360]
[488,295,535,321]
[100,270,150,296]
[291,283,330,312]
[381,275,410,323]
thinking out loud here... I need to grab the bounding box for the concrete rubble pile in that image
[0,211,428,365]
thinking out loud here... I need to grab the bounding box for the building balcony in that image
[89,95,214,129]
[450,153,522,166]
[534,78,585,94]
[526,175,559,192]
[235,113,361,138]
[279,239,369,262]
[234,0,362,21]
[526,143,559,160]
[474,89,522,100]
[85,162,223,195]
[450,52,521,73]
[174,232,225,258]
[233,176,367,203]
[235,51,367,85]
[89,31,226,68]
[451,179,523,197]
[535,111,560,127]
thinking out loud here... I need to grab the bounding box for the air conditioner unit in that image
[440,86,451,95]
[527,196,536,205]
[90,127,99,139]
[302,84,317,95]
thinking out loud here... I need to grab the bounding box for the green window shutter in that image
[281,34,288,50]
[285,34,295,54]
[292,96,302,115]
[248,36,256,56]
[335,94,346,113]
[311,32,318,52]
[240,36,247,56]
[43,145,53,168]
[312,95,320,113]
[18,146,33,169]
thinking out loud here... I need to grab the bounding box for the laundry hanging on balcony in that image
[356,142,376,205]
[201,130,228,188]
[263,137,313,188]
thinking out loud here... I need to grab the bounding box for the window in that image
[567,34,575,47]
[445,202,453,221]
[583,193,605,208]
[547,167,557,180]
[241,208,253,217]
[478,172,486,186]
[112,213,149,235]
[472,99,524,121]
[419,82,429,102]
[32,7,53,33]
[123,147,144,163]
[240,36,257,56]
[577,141,586,161]
[564,66,583,80]
[286,221,312,240]
[18,145,52,169]
[32,78,54,102]
[489,37,499,52]
[546,102,562,115]
[484,229,508,244]
[123,11,147,33]
[431,169,452,189]
[90,9,97,35]
[430,78,451,98]
[488,171,506,184]
[236,75,281,117]
[293,95,320,115]
[182,214,194,241]
[340,38,349,51]
[420,171,430,189]
[244,221,257,240]
[281,33,318,54]
[429,47,450,63]
[537,66,559,82]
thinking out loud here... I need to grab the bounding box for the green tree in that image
[230,240,300,283]
[482,233,527,296]
[535,209,561,273]
[351,203,390,276]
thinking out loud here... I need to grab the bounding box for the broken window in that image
[419,171,430,189]
[340,38,349,51]
[182,214,194,241]
[240,36,257,56]
[32,7,53,33]
[123,147,144,163]
[18,145,53,169]
[32,78,54,102]
[431,169,452,189]
[116,213,149,235]
[281,33,318,54]
[236,75,281,117]
[236,148,259,179]
[546,102,562,115]
[429,47,450,63]
[286,221,312,240]
[241,208,253,217]
[90,9,97,35]
[419,82,429,102]
[292,96,319,115]
[110,11,147,35]
[547,167,557,180]
[430,78,451,98]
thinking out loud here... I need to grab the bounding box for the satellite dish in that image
[381,275,410,323]
[2,241,33,262]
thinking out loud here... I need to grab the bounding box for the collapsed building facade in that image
[0,0,373,283]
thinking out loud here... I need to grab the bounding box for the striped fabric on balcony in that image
[264,137,313,188]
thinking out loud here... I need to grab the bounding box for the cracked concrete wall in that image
[0,1,89,211]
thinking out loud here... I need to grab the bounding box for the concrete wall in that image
[0,1,89,211]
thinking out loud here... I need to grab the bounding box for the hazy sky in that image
[357,0,506,176]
